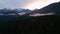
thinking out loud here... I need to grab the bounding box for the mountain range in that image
[0,2,60,23]
[0,2,60,16]
[0,2,60,34]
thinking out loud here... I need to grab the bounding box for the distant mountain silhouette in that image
[0,8,32,16]
[0,2,60,16]
[38,2,60,14]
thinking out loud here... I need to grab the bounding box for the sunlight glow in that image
[23,0,60,10]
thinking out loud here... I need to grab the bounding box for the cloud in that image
[0,0,35,8]
[0,0,60,9]
[29,13,54,17]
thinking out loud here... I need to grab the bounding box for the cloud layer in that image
[0,0,34,8]
[0,0,60,9]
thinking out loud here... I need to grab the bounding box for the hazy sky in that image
[0,0,60,10]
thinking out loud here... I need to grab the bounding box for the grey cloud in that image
[0,0,33,8]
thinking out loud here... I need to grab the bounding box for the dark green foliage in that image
[8,15,60,34]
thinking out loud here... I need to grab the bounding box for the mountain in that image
[26,2,60,17]
[13,8,26,13]
[0,2,60,34]
[38,2,60,14]
[0,8,32,16]
[0,2,60,16]
[10,2,60,34]
[17,2,60,17]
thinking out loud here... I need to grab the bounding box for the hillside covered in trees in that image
[0,2,60,34]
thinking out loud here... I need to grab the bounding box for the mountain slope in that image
[38,2,60,14]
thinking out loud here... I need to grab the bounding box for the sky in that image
[0,0,60,10]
